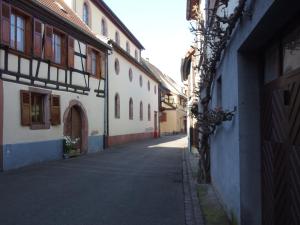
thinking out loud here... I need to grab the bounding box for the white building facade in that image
[0,0,110,170]
[64,0,160,146]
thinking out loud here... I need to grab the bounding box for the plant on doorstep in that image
[63,136,80,158]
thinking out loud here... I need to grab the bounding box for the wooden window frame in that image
[86,45,102,78]
[82,1,90,26]
[1,4,32,56]
[52,29,67,67]
[20,88,58,130]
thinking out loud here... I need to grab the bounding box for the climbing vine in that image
[189,0,247,183]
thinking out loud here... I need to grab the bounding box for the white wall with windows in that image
[108,52,159,136]
[64,0,141,61]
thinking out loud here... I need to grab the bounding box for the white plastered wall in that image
[108,52,159,136]
[66,0,141,60]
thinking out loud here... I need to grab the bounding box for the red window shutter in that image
[25,16,32,55]
[86,46,92,74]
[61,35,67,65]
[51,95,61,125]
[44,25,53,61]
[33,19,42,57]
[68,36,74,68]
[96,51,101,79]
[20,90,31,126]
[1,2,10,46]
[100,52,106,79]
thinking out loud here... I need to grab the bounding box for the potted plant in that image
[63,136,80,159]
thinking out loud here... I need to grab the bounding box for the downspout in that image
[104,51,109,148]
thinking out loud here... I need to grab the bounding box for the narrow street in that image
[0,135,187,225]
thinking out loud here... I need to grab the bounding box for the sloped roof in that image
[32,0,111,49]
[142,59,186,98]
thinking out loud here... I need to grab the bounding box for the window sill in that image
[8,48,31,60]
[30,123,50,130]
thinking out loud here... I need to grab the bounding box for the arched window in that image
[148,104,151,121]
[147,81,150,91]
[129,98,133,120]
[139,75,143,87]
[115,93,120,119]
[83,2,89,26]
[129,68,133,82]
[115,31,120,45]
[114,58,120,75]
[101,18,107,36]
[126,41,130,54]
[140,101,143,121]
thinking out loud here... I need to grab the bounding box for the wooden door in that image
[70,107,82,151]
[262,75,300,225]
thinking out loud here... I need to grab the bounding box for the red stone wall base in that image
[108,132,154,147]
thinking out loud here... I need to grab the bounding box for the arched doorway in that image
[63,100,88,154]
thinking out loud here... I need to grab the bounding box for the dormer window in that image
[83,2,89,26]
[101,18,107,36]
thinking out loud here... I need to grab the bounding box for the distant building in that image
[143,59,187,136]
[63,0,160,146]
[0,0,110,170]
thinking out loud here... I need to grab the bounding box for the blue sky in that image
[103,0,194,85]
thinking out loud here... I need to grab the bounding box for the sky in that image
[103,0,194,85]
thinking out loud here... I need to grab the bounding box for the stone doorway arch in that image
[63,100,88,154]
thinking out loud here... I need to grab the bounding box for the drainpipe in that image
[104,51,110,148]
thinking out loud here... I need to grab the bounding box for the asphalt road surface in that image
[0,135,186,225]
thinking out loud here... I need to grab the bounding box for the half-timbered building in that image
[63,0,160,146]
[0,0,110,170]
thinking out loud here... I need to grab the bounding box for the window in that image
[139,75,143,87]
[140,101,143,121]
[115,31,120,45]
[154,85,157,94]
[20,89,60,129]
[148,104,151,121]
[129,98,133,120]
[283,26,300,74]
[147,81,150,91]
[115,58,120,75]
[160,112,167,122]
[10,13,25,52]
[135,49,139,60]
[101,18,107,36]
[52,32,61,64]
[86,46,103,78]
[31,93,44,124]
[115,93,120,119]
[129,68,133,82]
[126,41,130,54]
[83,2,89,26]
[91,50,97,75]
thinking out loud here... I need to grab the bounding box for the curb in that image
[182,147,205,225]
